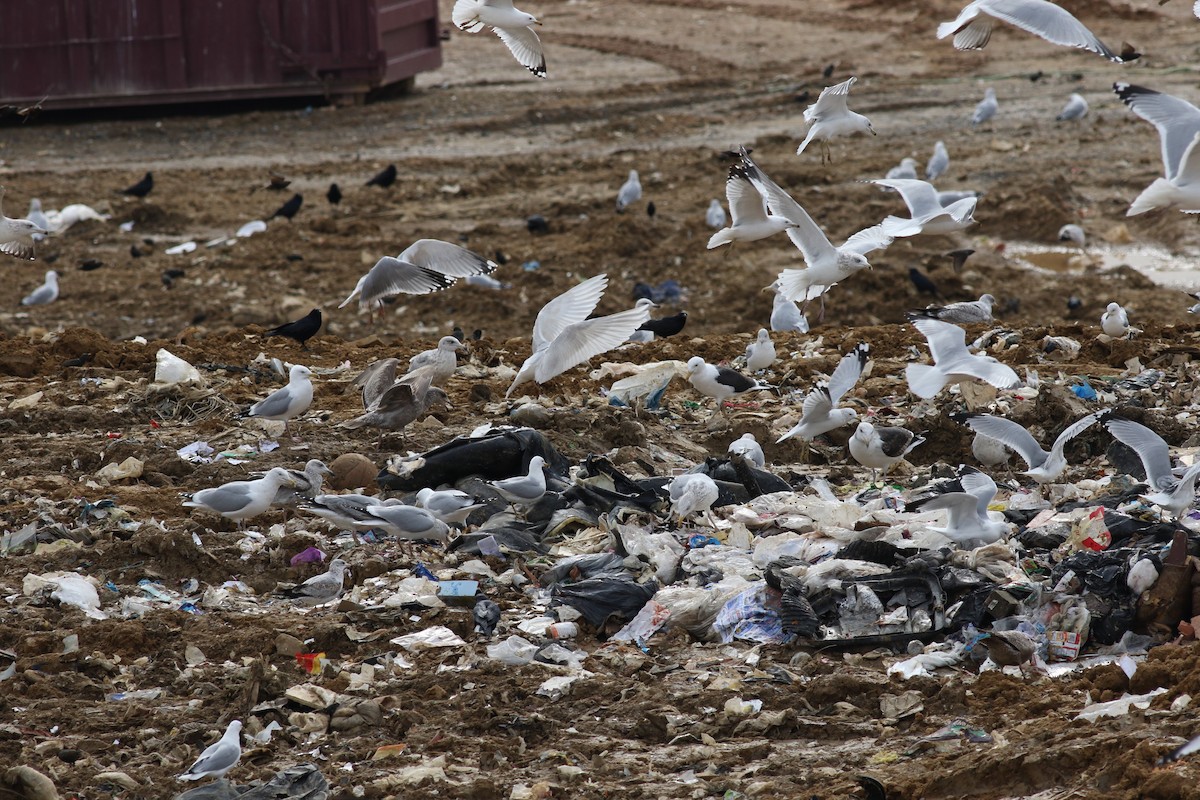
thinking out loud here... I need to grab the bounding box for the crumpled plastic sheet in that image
[712,583,787,644]
[681,545,761,583]
[390,626,466,652]
[750,531,838,568]
[1075,688,1167,722]
[888,644,966,679]
[654,579,753,642]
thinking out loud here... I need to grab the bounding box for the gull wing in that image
[726,165,769,226]
[343,257,456,308]
[1103,415,1177,491]
[1048,411,1101,460]
[841,223,893,256]
[738,150,837,265]
[961,415,1049,471]
[911,318,969,364]
[827,343,869,405]
[1114,83,1200,181]
[531,273,609,351]
[923,492,981,532]
[979,0,1121,62]
[804,77,857,123]
[870,178,945,219]
[534,303,652,383]
[960,469,998,518]
[397,239,498,277]
[493,25,546,77]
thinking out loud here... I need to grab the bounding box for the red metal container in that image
[0,0,442,110]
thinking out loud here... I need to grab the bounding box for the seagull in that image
[848,422,925,483]
[416,487,485,526]
[359,503,450,543]
[1101,301,1137,337]
[264,308,322,350]
[615,170,642,212]
[341,372,449,447]
[706,164,795,250]
[452,0,546,77]
[1058,224,1086,247]
[1112,82,1200,215]
[269,459,334,518]
[21,270,59,306]
[243,364,313,437]
[923,470,1009,548]
[705,199,727,229]
[668,472,720,522]
[938,0,1132,63]
[728,433,766,468]
[407,336,465,384]
[926,141,950,181]
[957,411,1101,484]
[971,431,1013,470]
[1143,463,1200,520]
[506,274,655,397]
[489,455,548,513]
[637,311,688,338]
[777,343,869,443]
[937,189,981,208]
[1101,414,1200,518]
[796,76,876,162]
[340,239,498,318]
[886,157,919,180]
[1057,92,1089,121]
[971,88,998,126]
[686,357,774,407]
[979,629,1041,675]
[738,148,891,317]
[870,178,977,238]
[906,318,1020,399]
[299,493,384,532]
[906,294,995,325]
[25,199,49,242]
[766,280,810,333]
[177,720,241,782]
[745,328,776,372]
[0,188,49,260]
[183,468,298,530]
[286,558,349,604]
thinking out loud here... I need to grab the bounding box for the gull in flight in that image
[958,411,1101,484]
[796,77,876,163]
[707,163,795,250]
[1113,82,1200,215]
[870,178,978,239]
[777,343,869,444]
[906,318,1020,399]
[340,239,498,319]
[1101,413,1200,519]
[938,0,1134,63]
[923,469,1009,548]
[452,0,546,77]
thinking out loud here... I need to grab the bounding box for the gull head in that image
[289,364,313,382]
[14,219,47,236]
[852,421,875,443]
[686,356,705,374]
[329,558,348,575]
[839,251,872,273]
[980,294,995,308]
[1106,302,1121,313]
[633,298,659,310]
[438,335,465,351]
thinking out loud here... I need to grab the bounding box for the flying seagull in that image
[938,0,1134,63]
[796,77,876,162]
[957,411,1101,483]
[453,0,547,77]
[906,318,1019,399]
[1113,82,1200,215]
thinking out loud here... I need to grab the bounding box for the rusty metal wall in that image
[0,0,441,109]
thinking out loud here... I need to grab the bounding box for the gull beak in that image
[533,19,543,26]
[320,465,335,476]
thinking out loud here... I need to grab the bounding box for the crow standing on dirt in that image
[366,164,397,188]
[121,172,153,198]
[638,311,688,338]
[271,193,303,221]
[908,267,941,299]
[264,308,322,350]
[326,183,342,205]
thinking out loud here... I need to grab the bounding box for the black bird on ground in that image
[365,164,397,188]
[637,311,688,338]
[78,259,103,271]
[121,172,153,198]
[271,193,303,221]
[326,183,342,205]
[161,268,186,289]
[647,201,656,219]
[526,215,549,234]
[264,308,322,350]
[908,267,941,299]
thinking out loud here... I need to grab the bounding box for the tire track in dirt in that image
[553,33,733,76]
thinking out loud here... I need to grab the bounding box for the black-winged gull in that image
[848,421,925,483]
[686,357,773,407]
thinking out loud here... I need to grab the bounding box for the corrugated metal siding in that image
[0,0,441,109]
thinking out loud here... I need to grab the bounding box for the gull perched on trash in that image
[299,493,383,532]
[0,187,49,260]
[728,433,766,468]
[705,199,726,229]
[360,503,450,543]
[1113,82,1200,215]
[937,0,1132,63]
[286,558,349,604]
[958,411,1101,484]
[1057,93,1089,121]
[615,170,642,212]
[871,178,978,239]
[1101,301,1138,337]
[686,357,774,408]
[21,270,59,306]
[243,364,313,437]
[183,468,299,529]
[416,487,485,526]
[971,88,998,126]
[178,719,242,782]
[706,164,795,251]
[979,629,1041,675]
[923,469,1009,548]
[907,294,995,325]
[777,343,869,443]
[848,422,925,483]
[489,455,548,513]
[906,318,1020,399]
[340,239,498,318]
[886,157,919,180]
[745,328,776,372]
[796,76,876,162]
[506,274,655,397]
[926,141,950,181]
[766,280,810,333]
[452,0,546,77]
[407,336,465,384]
[737,148,891,316]
[668,472,720,522]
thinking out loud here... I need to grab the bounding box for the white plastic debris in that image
[1075,688,1167,722]
[24,572,106,619]
[389,626,465,652]
[153,348,203,386]
[236,220,267,237]
[487,635,538,665]
[164,241,197,255]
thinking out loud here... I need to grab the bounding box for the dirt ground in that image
[5,0,1200,797]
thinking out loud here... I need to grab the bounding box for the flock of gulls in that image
[8,0,1200,786]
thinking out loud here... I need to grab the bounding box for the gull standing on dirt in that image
[286,558,349,604]
[1057,93,1089,121]
[958,411,1101,484]
[906,318,1020,399]
[971,88,998,126]
[706,164,795,250]
[615,170,642,212]
[489,455,548,512]
[728,432,766,468]
[705,198,727,229]
[341,372,449,446]
[886,157,919,180]
[506,274,655,397]
[924,470,1010,548]
[244,364,313,437]
[907,294,995,325]
[1058,224,1086,247]
[416,487,485,526]
[270,459,333,518]
[1113,82,1200,214]
[796,76,876,162]
[926,141,950,181]
[0,187,49,260]
[299,493,384,532]
[340,239,498,318]
[687,357,774,407]
[452,0,546,77]
[1101,301,1137,337]
[408,336,465,384]
[668,472,720,522]
[870,178,977,239]
[849,422,925,483]
[360,503,451,543]
[178,720,242,782]
[766,280,810,333]
[938,0,1132,62]
[777,343,869,443]
[745,329,776,372]
[737,149,892,317]
[183,468,299,529]
[21,270,59,306]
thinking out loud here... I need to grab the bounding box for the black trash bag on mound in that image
[377,427,571,492]
[551,576,658,628]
